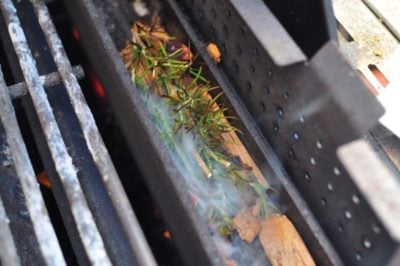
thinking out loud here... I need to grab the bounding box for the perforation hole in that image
[304,172,310,181]
[352,194,360,204]
[264,86,270,95]
[254,47,260,56]
[333,166,341,176]
[236,45,242,55]
[327,182,334,192]
[233,60,239,73]
[310,157,316,165]
[338,223,344,232]
[293,132,300,140]
[226,9,232,18]
[245,81,252,91]
[363,236,372,249]
[355,251,362,261]
[249,65,255,73]
[268,69,273,78]
[288,148,296,159]
[283,91,290,99]
[272,121,279,133]
[316,140,323,149]
[344,209,352,220]
[321,197,327,207]
[260,102,265,111]
[276,106,284,118]
[209,27,215,36]
[299,116,305,123]
[372,223,381,234]
[211,9,217,18]
[223,24,229,36]
[221,43,226,54]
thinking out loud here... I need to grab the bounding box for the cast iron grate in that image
[0,0,156,265]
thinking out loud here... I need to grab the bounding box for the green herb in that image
[121,19,275,238]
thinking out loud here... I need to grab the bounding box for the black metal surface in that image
[91,0,134,49]
[263,0,337,57]
[0,1,137,265]
[0,123,45,266]
[174,0,397,265]
[229,0,306,66]
[63,0,350,265]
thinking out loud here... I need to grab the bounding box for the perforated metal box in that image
[63,0,399,265]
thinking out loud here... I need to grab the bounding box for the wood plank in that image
[259,214,316,266]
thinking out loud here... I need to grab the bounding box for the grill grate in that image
[0,0,155,265]
[0,66,65,265]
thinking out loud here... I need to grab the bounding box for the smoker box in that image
[0,0,398,265]
[61,0,397,265]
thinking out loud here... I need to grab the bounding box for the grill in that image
[0,0,398,265]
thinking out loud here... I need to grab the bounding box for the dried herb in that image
[120,15,274,239]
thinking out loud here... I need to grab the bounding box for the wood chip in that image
[259,214,315,266]
[233,207,261,243]
[221,131,267,187]
[224,257,237,266]
[207,43,221,64]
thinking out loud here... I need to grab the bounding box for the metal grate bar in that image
[29,1,156,264]
[0,187,22,266]
[0,66,65,265]
[0,0,112,265]
[8,65,84,99]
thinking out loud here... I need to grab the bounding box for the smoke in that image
[140,92,270,265]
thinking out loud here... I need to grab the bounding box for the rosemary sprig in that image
[121,18,273,238]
